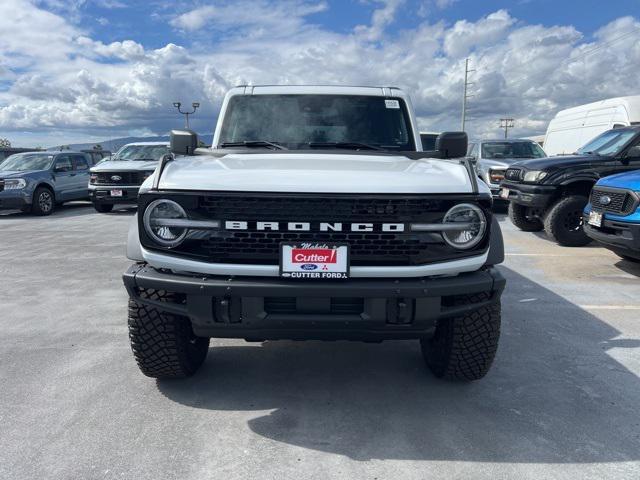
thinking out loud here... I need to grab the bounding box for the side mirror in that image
[54,166,67,173]
[436,132,468,159]
[625,145,640,159]
[170,129,198,155]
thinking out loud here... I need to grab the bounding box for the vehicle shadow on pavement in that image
[613,259,640,277]
[157,266,640,463]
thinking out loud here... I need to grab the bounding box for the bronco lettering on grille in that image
[224,221,405,232]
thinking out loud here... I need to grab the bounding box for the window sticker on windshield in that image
[385,99,400,109]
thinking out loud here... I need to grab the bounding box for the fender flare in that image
[126,213,143,261]
[485,215,504,266]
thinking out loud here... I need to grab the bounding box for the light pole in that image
[173,102,200,129]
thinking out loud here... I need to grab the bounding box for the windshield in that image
[218,94,415,150]
[114,145,169,161]
[0,153,54,171]
[577,129,638,156]
[481,142,546,159]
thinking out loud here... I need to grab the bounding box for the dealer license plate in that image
[500,188,510,200]
[280,243,349,279]
[588,211,603,227]
[110,189,123,197]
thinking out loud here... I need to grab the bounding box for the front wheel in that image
[93,202,114,213]
[543,195,591,247]
[31,187,55,216]
[508,202,543,231]
[421,293,501,381]
[128,290,210,379]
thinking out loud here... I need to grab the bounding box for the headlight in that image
[143,199,188,247]
[89,174,97,184]
[441,203,487,250]
[488,169,505,184]
[4,178,27,190]
[523,170,547,183]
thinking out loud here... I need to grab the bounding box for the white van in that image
[544,96,640,155]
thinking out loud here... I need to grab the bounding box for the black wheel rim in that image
[563,209,583,232]
[39,192,52,212]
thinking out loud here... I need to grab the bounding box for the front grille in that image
[140,193,491,267]
[95,171,146,186]
[504,168,522,181]
[505,168,522,181]
[264,297,364,315]
[590,187,637,216]
[0,179,4,192]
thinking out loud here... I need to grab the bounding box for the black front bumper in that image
[90,186,140,204]
[123,264,505,341]
[500,181,557,208]
[583,217,640,259]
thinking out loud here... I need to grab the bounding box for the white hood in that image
[157,153,474,194]
[91,160,159,172]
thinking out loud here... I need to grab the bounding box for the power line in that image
[499,118,514,139]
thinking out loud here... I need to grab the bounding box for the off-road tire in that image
[421,292,501,381]
[508,202,543,232]
[31,186,55,216]
[93,202,114,213]
[128,290,209,378]
[543,195,591,247]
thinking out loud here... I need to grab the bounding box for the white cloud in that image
[355,0,405,41]
[1,1,640,147]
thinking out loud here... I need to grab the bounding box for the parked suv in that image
[467,139,547,200]
[584,169,640,261]
[89,142,169,213]
[123,86,506,382]
[501,126,640,246]
[0,151,91,215]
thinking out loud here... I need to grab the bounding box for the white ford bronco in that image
[123,85,505,381]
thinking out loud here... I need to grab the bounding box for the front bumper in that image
[123,264,505,341]
[90,185,140,204]
[583,216,640,259]
[500,182,557,208]
[0,189,31,210]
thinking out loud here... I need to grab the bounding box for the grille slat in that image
[590,187,637,216]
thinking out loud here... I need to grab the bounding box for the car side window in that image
[74,155,89,170]
[54,156,73,172]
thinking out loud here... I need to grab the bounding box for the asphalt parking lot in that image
[1,202,640,480]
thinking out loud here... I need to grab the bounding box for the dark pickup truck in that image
[500,126,640,246]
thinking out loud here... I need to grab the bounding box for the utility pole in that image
[461,58,474,131]
[173,102,200,129]
[499,118,514,139]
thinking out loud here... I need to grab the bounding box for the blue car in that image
[584,170,640,261]
[0,151,92,215]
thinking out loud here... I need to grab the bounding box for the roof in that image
[229,85,406,97]
[555,95,640,118]
[475,138,538,143]
[120,142,169,147]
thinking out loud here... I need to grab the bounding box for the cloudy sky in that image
[1,0,639,147]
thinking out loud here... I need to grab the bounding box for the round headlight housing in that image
[441,203,487,250]
[143,199,188,247]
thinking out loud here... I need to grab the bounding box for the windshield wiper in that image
[308,142,384,151]
[220,141,288,150]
